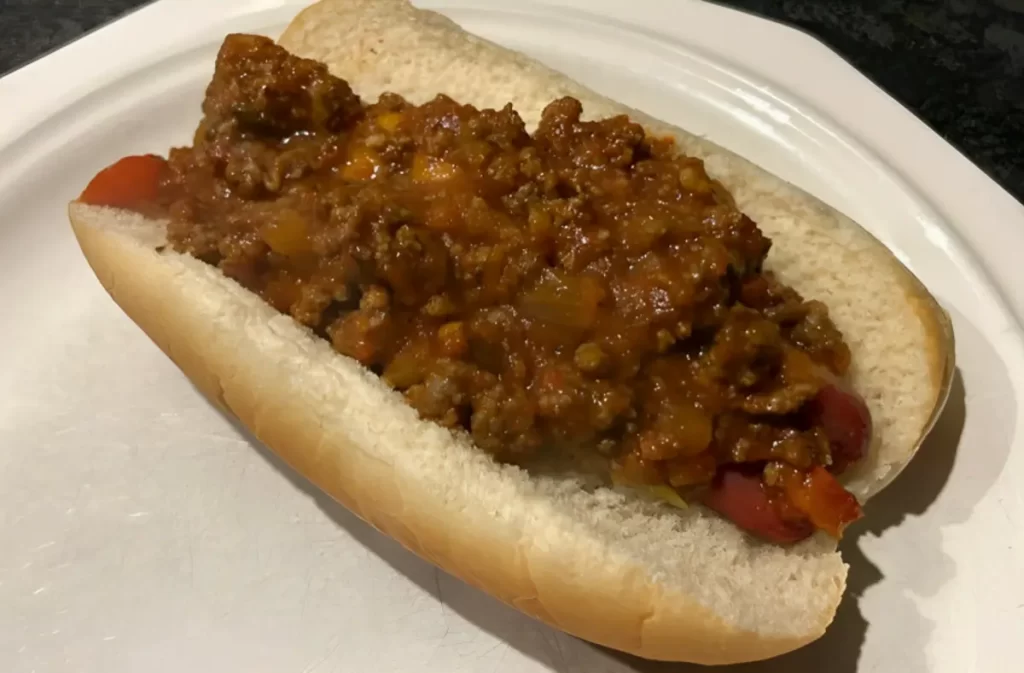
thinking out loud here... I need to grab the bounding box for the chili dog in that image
[68,0,953,664]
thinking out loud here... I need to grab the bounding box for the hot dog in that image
[67,0,954,664]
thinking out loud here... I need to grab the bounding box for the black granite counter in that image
[2,0,1021,202]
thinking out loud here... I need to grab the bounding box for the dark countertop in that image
[2,0,1022,203]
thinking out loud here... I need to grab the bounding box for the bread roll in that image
[67,0,953,663]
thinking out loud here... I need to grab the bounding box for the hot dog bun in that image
[279,0,954,503]
[67,0,954,664]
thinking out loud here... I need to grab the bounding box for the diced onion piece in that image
[518,271,604,329]
[644,485,689,510]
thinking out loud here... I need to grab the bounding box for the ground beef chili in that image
[81,34,871,544]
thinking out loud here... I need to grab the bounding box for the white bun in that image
[66,0,953,663]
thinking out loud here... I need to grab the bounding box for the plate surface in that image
[1,1,1022,672]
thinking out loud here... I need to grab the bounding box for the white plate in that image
[1,1,1022,671]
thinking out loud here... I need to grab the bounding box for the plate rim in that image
[1,0,1022,670]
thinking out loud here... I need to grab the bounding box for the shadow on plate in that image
[216,305,1017,672]
[603,367,969,673]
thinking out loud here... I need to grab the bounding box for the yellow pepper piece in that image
[412,153,461,184]
[376,112,403,133]
[262,211,311,257]
[342,146,380,181]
